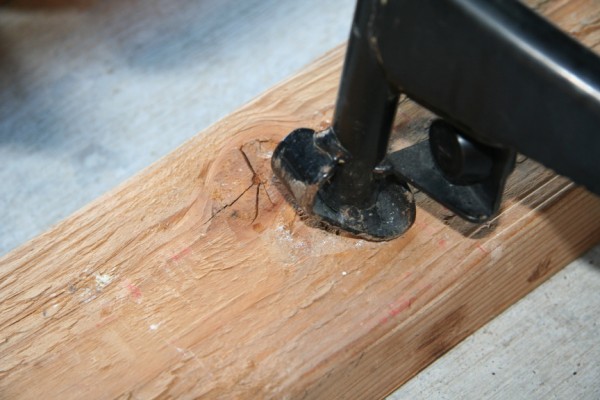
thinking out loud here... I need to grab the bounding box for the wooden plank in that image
[1,0,600,398]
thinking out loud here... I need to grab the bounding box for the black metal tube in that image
[373,0,600,195]
[325,0,399,208]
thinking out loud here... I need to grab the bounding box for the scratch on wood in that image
[204,181,255,224]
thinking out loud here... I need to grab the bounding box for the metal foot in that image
[272,128,415,241]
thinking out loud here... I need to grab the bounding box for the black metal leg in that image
[324,0,399,209]
[272,0,600,241]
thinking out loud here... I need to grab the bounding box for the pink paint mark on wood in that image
[169,247,192,262]
[438,239,447,248]
[390,298,413,316]
[477,244,489,254]
[378,283,433,325]
[379,297,416,325]
[127,283,142,303]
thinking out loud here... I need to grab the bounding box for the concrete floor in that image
[1,0,599,398]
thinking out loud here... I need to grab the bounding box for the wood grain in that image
[1,0,600,398]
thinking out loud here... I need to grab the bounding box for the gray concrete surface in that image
[390,246,600,400]
[0,0,355,252]
[1,0,598,398]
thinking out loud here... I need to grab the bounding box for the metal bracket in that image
[272,0,600,240]
[272,128,415,240]
[388,120,516,223]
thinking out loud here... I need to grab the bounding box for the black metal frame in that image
[272,0,600,240]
